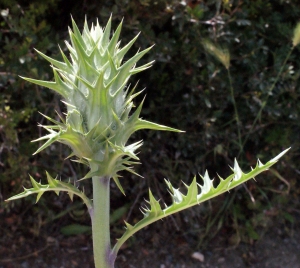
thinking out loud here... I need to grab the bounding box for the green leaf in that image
[112,176,126,196]
[110,204,129,224]
[6,172,93,211]
[134,118,184,133]
[246,221,260,240]
[112,148,290,256]
[60,224,91,236]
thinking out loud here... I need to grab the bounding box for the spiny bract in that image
[22,16,181,193]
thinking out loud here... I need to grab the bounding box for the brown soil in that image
[1,215,300,268]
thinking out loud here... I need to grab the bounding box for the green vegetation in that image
[1,0,299,263]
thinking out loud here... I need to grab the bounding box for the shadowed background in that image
[1,0,299,267]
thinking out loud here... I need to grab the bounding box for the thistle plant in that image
[6,17,289,268]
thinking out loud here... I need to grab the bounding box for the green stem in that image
[90,163,114,268]
[228,68,242,151]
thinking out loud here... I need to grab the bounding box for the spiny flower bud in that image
[22,16,182,193]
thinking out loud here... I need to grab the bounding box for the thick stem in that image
[90,164,114,268]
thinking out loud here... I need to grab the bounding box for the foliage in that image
[1,0,299,258]
[0,1,55,199]
[7,149,289,263]
[5,14,290,267]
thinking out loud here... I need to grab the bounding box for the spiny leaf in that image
[113,46,154,92]
[6,172,92,210]
[112,148,290,256]
[71,16,86,48]
[100,14,112,48]
[130,60,155,75]
[146,189,162,217]
[107,19,123,55]
[133,118,184,133]
[32,132,59,155]
[115,33,141,64]
[112,176,125,196]
[20,76,69,99]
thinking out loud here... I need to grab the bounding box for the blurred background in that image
[0,0,299,267]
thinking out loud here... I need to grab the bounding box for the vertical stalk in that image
[90,164,114,268]
[227,69,242,151]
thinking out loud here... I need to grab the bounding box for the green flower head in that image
[22,16,182,192]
